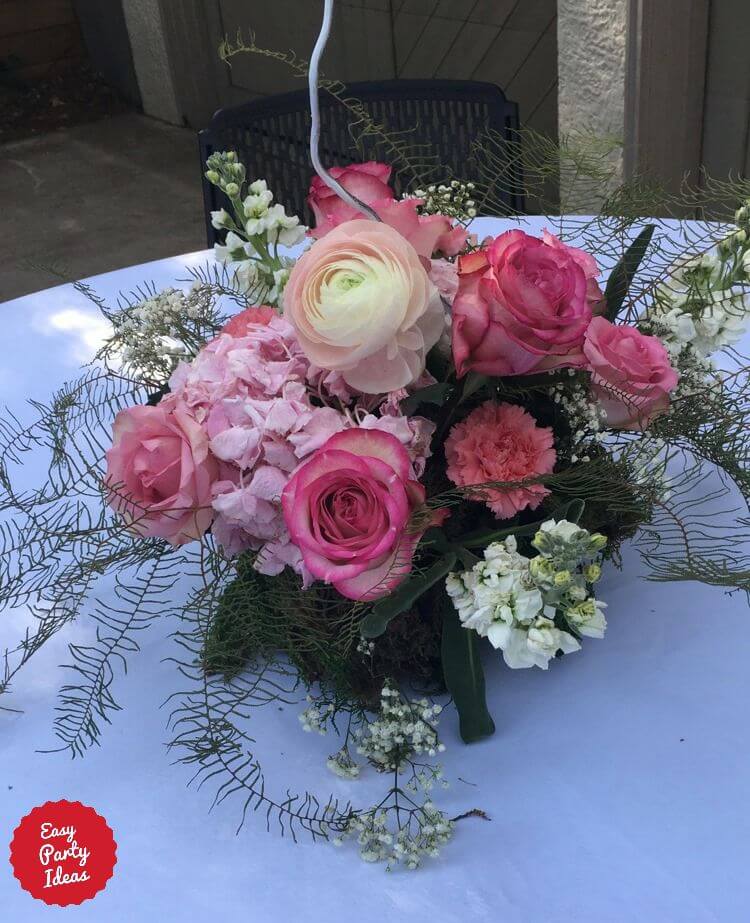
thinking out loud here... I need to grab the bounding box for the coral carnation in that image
[445,402,556,520]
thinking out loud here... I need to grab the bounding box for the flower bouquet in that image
[4,87,750,868]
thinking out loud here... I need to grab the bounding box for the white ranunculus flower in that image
[283,219,444,393]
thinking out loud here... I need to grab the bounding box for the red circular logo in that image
[9,800,117,906]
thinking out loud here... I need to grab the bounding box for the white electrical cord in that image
[308,0,380,221]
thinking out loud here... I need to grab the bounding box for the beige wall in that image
[557,0,627,209]
[121,0,181,124]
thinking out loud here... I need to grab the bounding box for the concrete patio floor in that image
[0,113,206,302]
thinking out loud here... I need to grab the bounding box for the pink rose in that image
[308,162,393,234]
[451,230,598,377]
[307,161,467,261]
[105,399,218,546]
[375,199,468,261]
[282,429,443,601]
[284,219,444,393]
[583,317,679,429]
[542,230,606,314]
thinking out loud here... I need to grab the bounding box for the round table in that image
[2,217,749,922]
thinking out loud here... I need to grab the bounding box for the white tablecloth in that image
[2,217,749,922]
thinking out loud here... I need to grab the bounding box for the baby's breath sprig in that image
[411,180,478,222]
[333,682,453,869]
[549,370,607,461]
[98,283,225,388]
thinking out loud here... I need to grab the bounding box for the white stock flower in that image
[566,598,608,639]
[210,208,232,230]
[214,230,249,264]
[525,617,580,667]
[447,525,608,671]
[536,519,581,542]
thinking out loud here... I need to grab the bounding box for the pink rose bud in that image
[219,305,277,338]
[583,316,679,429]
[306,160,467,261]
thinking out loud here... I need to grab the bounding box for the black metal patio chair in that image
[198,79,522,246]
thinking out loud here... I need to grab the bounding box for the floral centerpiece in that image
[3,64,750,869]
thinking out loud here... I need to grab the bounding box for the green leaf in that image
[441,598,496,743]
[604,224,656,320]
[461,372,490,401]
[460,520,539,549]
[458,498,586,549]
[556,498,585,523]
[360,554,457,639]
[399,382,453,415]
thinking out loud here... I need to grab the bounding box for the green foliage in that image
[440,593,495,743]
[360,555,458,640]
[399,382,453,416]
[202,557,276,678]
[604,224,656,320]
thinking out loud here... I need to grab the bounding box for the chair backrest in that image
[199,78,522,247]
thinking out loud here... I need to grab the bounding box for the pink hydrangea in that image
[358,413,435,478]
[168,311,308,421]
[445,401,556,520]
[168,306,435,580]
[168,311,346,575]
[429,258,459,304]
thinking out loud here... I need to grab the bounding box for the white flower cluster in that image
[108,283,220,386]
[615,435,672,500]
[549,371,607,460]
[318,683,453,869]
[205,151,306,304]
[326,746,360,780]
[211,180,305,248]
[412,180,478,220]
[646,202,750,358]
[354,682,444,771]
[335,801,454,870]
[446,521,607,670]
[214,229,295,303]
[299,696,334,734]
